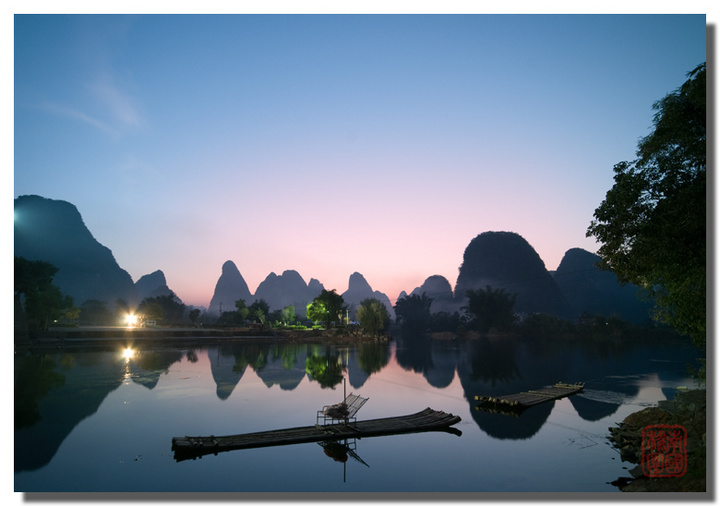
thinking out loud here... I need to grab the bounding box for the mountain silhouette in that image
[341,272,395,320]
[254,270,323,317]
[208,261,253,315]
[410,275,457,314]
[135,270,176,301]
[14,195,136,305]
[15,195,656,326]
[454,231,567,316]
[553,248,652,324]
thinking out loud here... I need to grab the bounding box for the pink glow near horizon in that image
[113,215,602,309]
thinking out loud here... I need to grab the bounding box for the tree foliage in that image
[188,308,201,325]
[587,63,706,346]
[14,256,75,330]
[79,299,114,325]
[464,285,517,333]
[356,298,391,336]
[248,299,270,324]
[138,292,186,324]
[235,299,250,322]
[281,305,296,326]
[306,289,346,326]
[394,293,433,330]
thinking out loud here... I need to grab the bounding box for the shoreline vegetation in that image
[15,318,697,350]
[14,324,393,350]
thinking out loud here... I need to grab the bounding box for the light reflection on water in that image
[14,334,702,493]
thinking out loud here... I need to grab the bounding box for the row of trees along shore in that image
[11,260,692,346]
[15,63,705,350]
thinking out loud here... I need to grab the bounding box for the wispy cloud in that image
[40,102,121,138]
[37,70,145,139]
[88,71,145,129]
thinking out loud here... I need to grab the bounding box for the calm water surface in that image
[14,333,702,493]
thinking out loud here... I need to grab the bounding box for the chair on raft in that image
[317,393,369,425]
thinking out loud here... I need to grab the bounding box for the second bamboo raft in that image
[474,382,584,415]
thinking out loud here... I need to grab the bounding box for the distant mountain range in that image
[14,195,653,323]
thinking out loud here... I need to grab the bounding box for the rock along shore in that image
[608,388,706,492]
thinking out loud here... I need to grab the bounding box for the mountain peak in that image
[342,272,395,320]
[208,261,252,314]
[348,272,372,292]
[455,231,566,315]
[14,195,136,304]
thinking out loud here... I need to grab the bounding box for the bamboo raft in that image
[171,408,462,462]
[474,382,584,415]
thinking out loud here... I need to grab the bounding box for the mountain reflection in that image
[127,349,185,389]
[348,342,392,389]
[208,346,247,399]
[394,332,456,388]
[206,342,393,396]
[15,350,126,472]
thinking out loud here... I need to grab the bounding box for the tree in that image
[14,257,74,330]
[28,284,74,330]
[248,299,270,324]
[463,285,517,333]
[79,299,114,325]
[188,308,201,325]
[587,63,706,347]
[394,293,433,330]
[139,300,166,322]
[281,305,296,326]
[235,299,250,322]
[306,289,346,326]
[356,298,391,337]
[138,292,186,324]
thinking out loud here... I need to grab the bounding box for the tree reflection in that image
[306,348,346,389]
[466,337,520,386]
[395,329,435,375]
[15,354,66,429]
[356,341,390,376]
[242,346,268,372]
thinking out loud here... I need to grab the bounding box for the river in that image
[14,331,703,494]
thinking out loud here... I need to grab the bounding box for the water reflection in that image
[319,438,369,483]
[392,331,701,441]
[127,349,185,389]
[305,347,346,388]
[15,351,126,472]
[205,342,392,398]
[15,332,702,478]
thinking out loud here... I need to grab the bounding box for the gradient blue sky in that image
[13,11,708,308]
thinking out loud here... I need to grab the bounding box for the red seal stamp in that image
[641,424,688,478]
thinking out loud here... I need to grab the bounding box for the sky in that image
[12,6,709,308]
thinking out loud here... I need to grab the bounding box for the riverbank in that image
[16,325,391,349]
[608,388,706,492]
